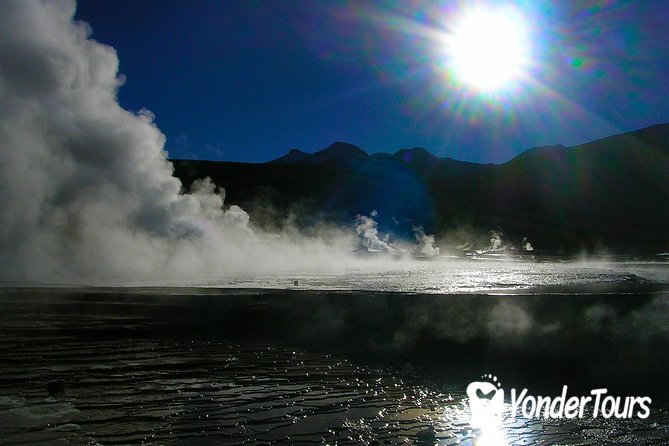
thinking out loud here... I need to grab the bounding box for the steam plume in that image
[354,212,395,253]
[0,1,445,284]
[0,0,363,283]
[488,230,504,251]
[521,237,534,252]
[413,226,440,258]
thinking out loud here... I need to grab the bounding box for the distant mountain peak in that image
[268,142,485,175]
[319,142,368,157]
[394,147,439,164]
[268,148,309,164]
[269,142,368,165]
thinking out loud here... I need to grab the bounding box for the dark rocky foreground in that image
[1,287,669,444]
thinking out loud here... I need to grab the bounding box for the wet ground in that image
[1,286,669,445]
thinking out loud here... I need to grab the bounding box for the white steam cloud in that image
[354,212,395,253]
[521,237,534,252]
[412,226,440,258]
[0,0,441,284]
[488,230,504,251]
[0,0,341,283]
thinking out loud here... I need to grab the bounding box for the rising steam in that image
[413,226,440,258]
[488,230,504,251]
[521,237,534,252]
[354,212,396,253]
[0,0,442,284]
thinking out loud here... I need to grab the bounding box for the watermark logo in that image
[466,374,504,428]
[467,373,652,425]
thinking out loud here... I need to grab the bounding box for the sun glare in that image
[446,6,531,92]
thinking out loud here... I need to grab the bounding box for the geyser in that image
[0,0,439,284]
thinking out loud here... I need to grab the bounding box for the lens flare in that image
[445,5,532,92]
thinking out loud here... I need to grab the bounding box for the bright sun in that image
[446,6,531,92]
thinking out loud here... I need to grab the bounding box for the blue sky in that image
[75,0,669,163]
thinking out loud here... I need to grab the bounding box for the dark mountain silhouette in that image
[270,142,368,167]
[271,148,310,164]
[171,123,669,252]
[392,147,492,177]
[270,143,491,179]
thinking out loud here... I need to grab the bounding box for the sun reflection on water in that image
[470,402,508,446]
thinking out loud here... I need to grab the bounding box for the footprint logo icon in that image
[467,374,504,429]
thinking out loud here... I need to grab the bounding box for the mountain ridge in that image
[267,122,669,168]
[171,122,669,252]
